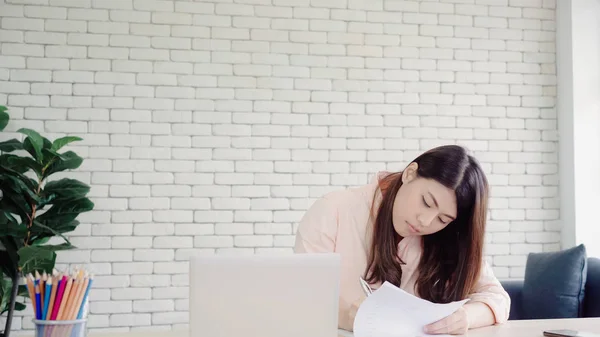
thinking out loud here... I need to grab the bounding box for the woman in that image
[294,145,510,335]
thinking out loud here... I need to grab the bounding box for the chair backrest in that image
[583,257,600,317]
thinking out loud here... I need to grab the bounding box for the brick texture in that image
[0,0,558,333]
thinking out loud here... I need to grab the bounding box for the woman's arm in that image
[423,301,495,335]
[464,259,511,325]
[424,260,511,335]
[464,301,496,328]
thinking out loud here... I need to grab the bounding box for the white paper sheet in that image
[353,281,469,337]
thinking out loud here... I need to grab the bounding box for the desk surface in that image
[466,317,600,337]
[84,317,600,337]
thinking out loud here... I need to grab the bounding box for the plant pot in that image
[0,250,19,337]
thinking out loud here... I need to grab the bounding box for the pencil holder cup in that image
[32,319,87,337]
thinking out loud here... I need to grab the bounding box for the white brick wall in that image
[0,0,558,333]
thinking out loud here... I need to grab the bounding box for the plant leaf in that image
[49,243,74,251]
[41,137,53,162]
[0,154,30,174]
[0,164,39,191]
[0,237,21,277]
[0,283,28,315]
[0,218,26,239]
[0,139,23,152]
[31,215,79,243]
[30,220,72,246]
[23,138,37,161]
[35,193,56,210]
[0,276,12,315]
[0,154,43,177]
[43,178,90,200]
[42,148,65,160]
[17,245,55,275]
[51,136,82,152]
[32,237,51,246]
[43,151,83,178]
[0,275,22,315]
[0,198,28,226]
[0,106,8,132]
[36,197,94,226]
[0,281,26,314]
[0,250,17,280]
[15,302,26,311]
[40,148,63,173]
[0,176,33,222]
[0,210,18,227]
[17,244,73,275]
[18,128,44,162]
[18,285,28,298]
[1,173,41,206]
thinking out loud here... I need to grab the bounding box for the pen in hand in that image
[359,276,373,297]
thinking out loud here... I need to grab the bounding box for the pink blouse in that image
[294,172,511,331]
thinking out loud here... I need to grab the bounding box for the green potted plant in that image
[0,105,94,337]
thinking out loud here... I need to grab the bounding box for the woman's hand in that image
[423,305,469,335]
[423,301,496,335]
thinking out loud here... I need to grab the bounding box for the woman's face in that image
[392,163,458,237]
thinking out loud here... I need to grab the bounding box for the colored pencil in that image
[77,275,93,320]
[66,271,85,320]
[51,273,72,337]
[26,274,36,316]
[25,266,93,335]
[34,271,41,317]
[50,274,68,320]
[46,271,59,320]
[42,277,52,320]
[64,271,83,337]
[56,273,74,320]
[70,274,89,321]
[40,272,47,310]
[63,271,82,321]
[34,284,42,320]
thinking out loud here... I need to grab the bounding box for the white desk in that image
[84,318,600,337]
[466,317,600,337]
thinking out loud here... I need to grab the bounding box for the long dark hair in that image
[364,145,488,303]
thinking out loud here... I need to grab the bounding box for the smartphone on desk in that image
[544,329,600,337]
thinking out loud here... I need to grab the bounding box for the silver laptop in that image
[189,253,341,337]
